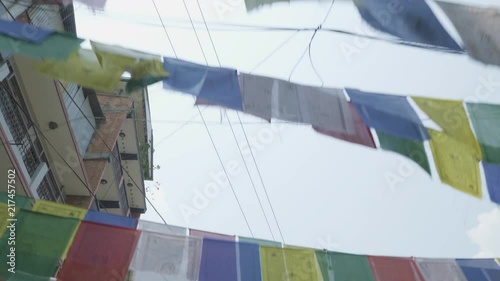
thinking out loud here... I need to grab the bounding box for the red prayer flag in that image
[57,221,141,281]
[368,256,425,281]
[313,103,375,148]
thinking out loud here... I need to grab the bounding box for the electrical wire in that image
[150,0,177,58]
[179,0,255,237]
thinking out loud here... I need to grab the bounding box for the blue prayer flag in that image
[199,238,238,281]
[346,88,428,141]
[162,57,243,110]
[0,19,54,43]
[238,241,262,281]
[353,0,462,51]
[84,210,138,229]
[483,162,500,205]
[456,259,500,281]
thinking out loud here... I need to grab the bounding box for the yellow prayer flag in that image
[412,97,482,158]
[428,129,482,198]
[260,246,322,281]
[130,60,169,79]
[34,49,123,92]
[32,199,87,220]
[91,41,161,70]
[0,203,12,237]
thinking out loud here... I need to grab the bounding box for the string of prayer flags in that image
[437,1,500,67]
[352,0,462,51]
[456,259,500,281]
[315,251,376,281]
[427,129,481,198]
[84,210,138,229]
[413,97,482,158]
[0,33,83,60]
[130,231,203,281]
[238,73,274,121]
[34,49,123,91]
[466,102,500,164]
[346,88,428,141]
[376,131,431,175]
[0,19,54,43]
[238,241,263,281]
[58,221,141,281]
[162,57,243,111]
[283,248,323,281]
[138,220,187,236]
[313,103,376,148]
[0,209,80,280]
[482,162,500,204]
[368,256,424,281]
[414,258,468,281]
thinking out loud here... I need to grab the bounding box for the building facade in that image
[0,3,150,218]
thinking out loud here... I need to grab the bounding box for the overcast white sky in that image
[75,0,500,258]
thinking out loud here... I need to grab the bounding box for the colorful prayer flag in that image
[90,41,160,69]
[84,210,138,229]
[353,0,462,51]
[466,102,500,164]
[0,19,54,43]
[0,210,80,280]
[238,241,262,281]
[283,248,322,281]
[368,256,424,281]
[414,258,467,281]
[34,49,123,91]
[456,259,500,281]
[163,57,243,110]
[347,88,428,141]
[316,251,376,281]
[313,103,376,148]
[260,246,287,281]
[126,60,169,92]
[198,238,238,281]
[437,1,500,66]
[0,203,11,238]
[0,33,83,60]
[130,231,203,281]
[428,129,481,198]
[377,131,431,175]
[482,162,500,205]
[413,97,482,158]
[58,221,141,281]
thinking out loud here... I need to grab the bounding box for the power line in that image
[150,0,177,58]
[179,0,255,237]
[194,1,287,243]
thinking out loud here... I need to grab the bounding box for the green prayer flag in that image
[0,33,83,61]
[466,102,500,164]
[0,192,33,210]
[377,131,431,175]
[315,251,376,281]
[0,210,80,279]
[238,236,282,247]
[125,76,163,93]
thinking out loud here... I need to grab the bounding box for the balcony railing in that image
[119,181,130,216]
[0,76,40,176]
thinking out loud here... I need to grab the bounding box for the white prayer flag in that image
[130,231,203,281]
[414,258,467,281]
